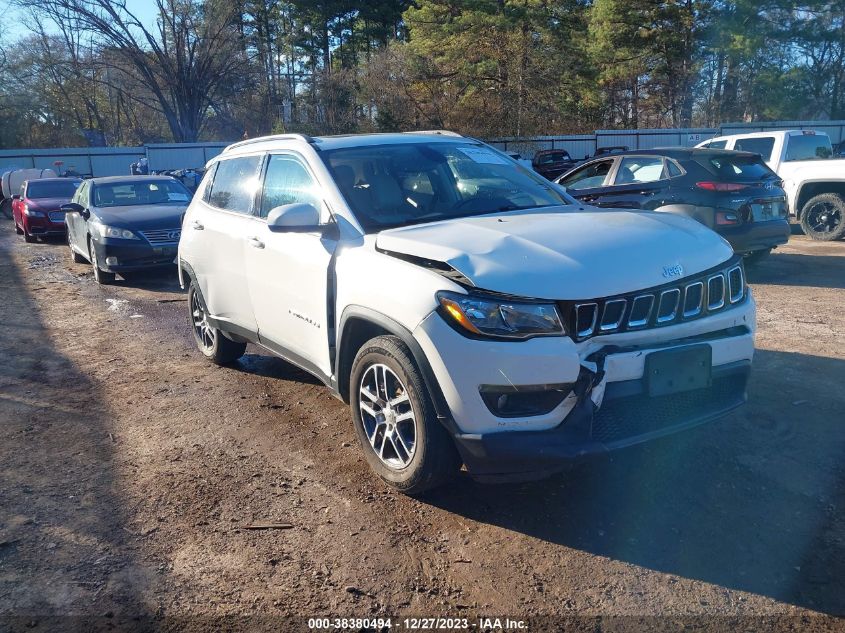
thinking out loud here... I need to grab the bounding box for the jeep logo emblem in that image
[662,264,684,279]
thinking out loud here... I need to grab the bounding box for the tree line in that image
[0,0,843,149]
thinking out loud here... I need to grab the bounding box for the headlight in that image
[437,290,564,339]
[23,205,45,217]
[91,223,138,240]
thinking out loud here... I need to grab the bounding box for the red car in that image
[12,178,82,243]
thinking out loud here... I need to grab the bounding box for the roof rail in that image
[224,133,315,152]
[406,130,463,137]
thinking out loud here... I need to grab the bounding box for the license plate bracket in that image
[645,345,712,397]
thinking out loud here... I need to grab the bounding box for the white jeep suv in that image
[178,132,756,494]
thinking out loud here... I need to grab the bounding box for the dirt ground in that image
[0,221,843,632]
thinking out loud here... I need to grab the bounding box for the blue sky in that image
[2,0,160,40]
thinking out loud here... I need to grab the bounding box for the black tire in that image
[23,227,36,243]
[744,248,772,265]
[69,233,85,263]
[15,223,23,235]
[350,335,460,495]
[188,282,246,365]
[88,237,115,284]
[800,193,845,241]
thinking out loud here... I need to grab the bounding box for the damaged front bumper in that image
[452,359,749,482]
[413,294,756,482]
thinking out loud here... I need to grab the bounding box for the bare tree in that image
[16,0,247,142]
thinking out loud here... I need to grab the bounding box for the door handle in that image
[191,220,204,230]
[248,236,265,249]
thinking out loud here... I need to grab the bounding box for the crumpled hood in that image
[94,204,187,230]
[376,208,734,300]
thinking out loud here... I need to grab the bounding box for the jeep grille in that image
[561,259,746,342]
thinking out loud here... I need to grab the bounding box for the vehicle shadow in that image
[116,266,182,293]
[746,253,845,289]
[232,351,323,386]
[423,349,845,615]
[0,229,155,628]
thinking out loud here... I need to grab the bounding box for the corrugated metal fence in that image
[2,120,844,176]
[487,120,845,159]
[0,143,229,177]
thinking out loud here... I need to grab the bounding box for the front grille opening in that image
[684,282,704,317]
[728,267,744,303]
[656,289,681,323]
[575,303,598,338]
[708,275,726,310]
[600,299,627,332]
[628,295,654,328]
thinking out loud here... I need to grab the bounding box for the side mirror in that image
[61,202,87,218]
[267,203,320,232]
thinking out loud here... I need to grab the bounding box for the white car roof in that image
[220,131,470,158]
[707,129,827,143]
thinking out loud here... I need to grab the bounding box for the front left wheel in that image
[88,238,115,284]
[350,335,460,495]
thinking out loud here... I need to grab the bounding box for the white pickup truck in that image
[698,130,845,240]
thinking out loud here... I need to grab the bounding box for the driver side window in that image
[559,160,613,191]
[260,155,320,219]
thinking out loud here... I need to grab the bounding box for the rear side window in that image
[667,160,683,177]
[614,156,665,185]
[785,134,833,161]
[259,155,320,218]
[703,155,776,181]
[208,156,262,214]
[734,137,775,161]
[705,140,727,149]
[559,160,613,190]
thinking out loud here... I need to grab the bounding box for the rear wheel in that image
[188,282,246,365]
[800,194,845,241]
[88,238,115,284]
[350,335,460,495]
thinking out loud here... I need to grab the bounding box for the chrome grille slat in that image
[683,282,704,318]
[599,299,627,332]
[575,303,598,339]
[656,288,681,323]
[567,260,746,342]
[140,228,181,245]
[728,266,744,303]
[628,295,654,329]
[707,274,726,310]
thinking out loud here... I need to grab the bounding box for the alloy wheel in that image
[191,291,216,351]
[805,201,842,235]
[358,363,417,470]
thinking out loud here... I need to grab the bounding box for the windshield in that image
[92,180,192,208]
[785,134,833,161]
[27,180,80,199]
[321,142,573,231]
